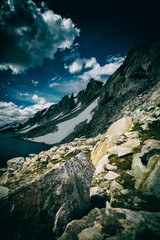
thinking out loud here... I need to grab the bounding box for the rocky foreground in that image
[0,80,160,239]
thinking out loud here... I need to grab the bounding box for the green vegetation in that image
[132,122,143,131]
[112,190,160,212]
[108,154,133,170]
[118,172,135,190]
[4,163,48,190]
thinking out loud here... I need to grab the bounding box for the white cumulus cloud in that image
[65,58,85,73]
[85,57,97,68]
[65,55,125,81]
[61,55,126,94]
[0,96,53,126]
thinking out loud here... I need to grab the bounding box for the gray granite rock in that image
[0,152,95,240]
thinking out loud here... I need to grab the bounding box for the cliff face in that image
[0,153,95,240]
[88,41,160,136]
[100,41,160,101]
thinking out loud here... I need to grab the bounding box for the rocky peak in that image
[100,41,160,105]
[86,78,103,92]
[76,78,103,105]
[56,94,75,114]
[17,78,103,134]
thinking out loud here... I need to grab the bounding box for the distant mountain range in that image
[1,41,160,145]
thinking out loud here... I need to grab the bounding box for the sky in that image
[0,0,160,126]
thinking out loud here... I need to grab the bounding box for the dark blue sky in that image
[0,0,159,125]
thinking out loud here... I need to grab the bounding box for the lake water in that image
[0,132,50,167]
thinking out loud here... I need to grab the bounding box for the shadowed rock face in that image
[58,207,160,240]
[0,152,95,240]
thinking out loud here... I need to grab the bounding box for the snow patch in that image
[71,102,82,113]
[0,123,19,131]
[52,112,64,121]
[74,97,78,104]
[42,108,49,116]
[19,123,39,133]
[29,97,99,144]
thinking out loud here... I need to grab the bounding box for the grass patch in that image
[4,163,48,190]
[118,172,135,190]
[132,122,143,131]
[108,154,133,170]
[112,190,160,212]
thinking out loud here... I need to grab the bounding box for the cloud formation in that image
[49,82,60,88]
[0,0,80,74]
[60,55,125,94]
[65,55,125,81]
[0,96,53,126]
[64,58,85,73]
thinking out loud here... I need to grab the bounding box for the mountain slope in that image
[15,41,160,145]
[0,118,29,133]
[18,79,103,144]
[78,41,160,137]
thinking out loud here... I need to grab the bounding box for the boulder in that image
[0,168,7,177]
[107,138,140,157]
[110,181,123,195]
[121,189,130,195]
[64,148,81,158]
[90,186,104,198]
[29,154,36,158]
[40,154,50,164]
[139,139,160,164]
[0,152,95,240]
[94,154,110,175]
[78,227,103,240]
[91,117,133,166]
[0,186,9,198]
[58,207,160,240]
[106,117,133,136]
[139,155,160,198]
[125,131,139,139]
[132,153,147,188]
[106,164,117,171]
[150,87,160,104]
[104,171,120,181]
[47,162,54,169]
[7,157,25,170]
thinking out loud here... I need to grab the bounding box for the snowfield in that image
[29,97,99,144]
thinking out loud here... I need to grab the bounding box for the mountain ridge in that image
[1,41,160,146]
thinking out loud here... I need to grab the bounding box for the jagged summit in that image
[100,41,160,103]
[13,78,103,143]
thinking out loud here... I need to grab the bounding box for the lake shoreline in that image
[0,132,50,168]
